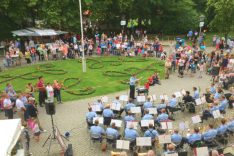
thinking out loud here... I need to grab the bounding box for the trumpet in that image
[210,94,215,99]
[206,88,210,94]
[205,102,213,107]
[229,87,233,92]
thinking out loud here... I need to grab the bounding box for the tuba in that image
[206,88,210,94]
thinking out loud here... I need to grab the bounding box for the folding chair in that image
[228,128,234,143]
[90,133,103,150]
[203,137,218,147]
[125,138,135,149]
[87,120,93,132]
[104,117,112,129]
[106,135,116,149]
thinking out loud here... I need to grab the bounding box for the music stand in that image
[42,115,69,155]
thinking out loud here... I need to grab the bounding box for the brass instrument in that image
[229,87,233,92]
[206,88,210,94]
[230,95,234,100]
[155,138,159,148]
[205,102,213,107]
[210,94,215,99]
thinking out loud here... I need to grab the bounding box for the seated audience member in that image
[225,86,234,100]
[180,127,202,147]
[148,75,154,86]
[223,73,234,90]
[89,119,105,140]
[152,73,161,85]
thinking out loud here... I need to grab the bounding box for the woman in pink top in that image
[198,62,203,78]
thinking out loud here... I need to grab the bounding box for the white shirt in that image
[34,124,40,133]
[74,45,78,50]
[3,98,12,109]
[16,99,25,110]
[46,86,53,97]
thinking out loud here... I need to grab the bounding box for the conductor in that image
[130,74,142,99]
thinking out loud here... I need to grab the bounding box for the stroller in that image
[206,64,213,75]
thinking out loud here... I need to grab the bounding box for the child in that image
[160,51,165,60]
[145,81,149,90]
[26,85,34,96]
[2,58,7,70]
[46,82,54,100]
[137,81,141,88]
[6,52,12,68]
[208,64,214,72]
[22,123,30,151]
[198,62,203,78]
[97,46,101,55]
[178,70,183,78]
[190,62,195,77]
[33,119,40,142]
[25,50,31,65]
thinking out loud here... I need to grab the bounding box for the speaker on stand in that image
[45,99,56,115]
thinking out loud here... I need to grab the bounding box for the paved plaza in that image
[0,46,233,156]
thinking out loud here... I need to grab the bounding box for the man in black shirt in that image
[175,51,181,69]
[182,91,193,103]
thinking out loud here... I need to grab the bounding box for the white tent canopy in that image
[11,27,68,36]
[0,119,24,156]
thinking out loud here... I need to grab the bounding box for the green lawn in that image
[185,32,234,47]
[0,57,165,102]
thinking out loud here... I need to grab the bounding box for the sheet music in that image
[179,122,185,130]
[195,99,202,105]
[201,96,206,103]
[167,121,173,129]
[158,135,165,144]
[137,96,146,102]
[165,154,178,156]
[161,122,167,129]
[174,92,182,98]
[191,116,198,124]
[110,119,122,127]
[126,121,138,129]
[111,103,121,110]
[130,107,141,113]
[160,95,165,100]
[148,108,157,114]
[92,105,101,112]
[181,89,186,95]
[93,117,103,124]
[120,95,128,101]
[91,105,96,111]
[136,137,151,146]
[185,121,189,129]
[164,134,171,143]
[150,95,156,101]
[100,96,108,102]
[213,110,221,118]
[196,147,209,156]
[196,115,201,123]
[141,120,154,127]
[116,140,130,150]
[164,94,168,101]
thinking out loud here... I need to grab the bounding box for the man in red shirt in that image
[37,76,47,107]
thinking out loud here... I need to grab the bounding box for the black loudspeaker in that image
[66,144,73,156]
[211,66,220,75]
[175,149,188,156]
[45,99,55,115]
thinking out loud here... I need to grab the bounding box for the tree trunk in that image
[107,22,110,37]
[225,33,228,45]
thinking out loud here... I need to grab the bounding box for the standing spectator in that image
[30,47,36,63]
[46,82,54,100]
[159,30,163,38]
[62,43,68,60]
[33,119,41,142]
[29,39,34,50]
[37,76,47,107]
[198,63,203,78]
[190,62,196,77]
[25,49,31,65]
[53,80,62,104]
[213,35,217,47]
[1,92,8,118]
[216,37,220,50]
[188,29,193,40]
[16,95,26,124]
[3,94,14,119]
[165,59,171,79]
[158,44,163,58]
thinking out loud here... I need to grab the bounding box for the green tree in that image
[206,0,234,42]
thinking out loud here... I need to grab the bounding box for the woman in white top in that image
[46,82,54,100]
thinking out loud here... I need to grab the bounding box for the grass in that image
[185,32,234,47]
[0,57,165,102]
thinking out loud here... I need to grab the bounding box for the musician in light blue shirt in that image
[90,120,105,139]
[180,127,202,147]
[213,88,222,99]
[202,123,217,142]
[106,122,121,139]
[162,144,177,156]
[210,84,216,94]
[144,123,158,146]
[123,111,135,122]
[129,74,142,99]
[103,104,115,118]
[124,98,136,113]
[157,99,166,114]
[216,118,228,136]
[201,101,219,122]
[112,95,125,116]
[112,95,121,104]
[95,98,104,110]
[227,116,234,131]
[164,128,182,150]
[192,87,199,100]
[219,95,227,112]
[86,106,97,121]
[155,109,168,127]
[124,124,139,141]
[166,95,177,114]
[142,109,153,120]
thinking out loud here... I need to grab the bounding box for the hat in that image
[28,97,35,100]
